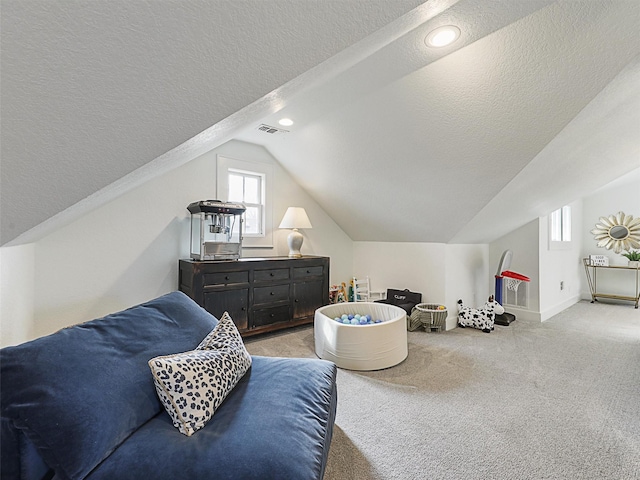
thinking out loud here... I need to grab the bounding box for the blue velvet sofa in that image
[1,292,337,480]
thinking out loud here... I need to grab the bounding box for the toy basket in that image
[408,303,448,332]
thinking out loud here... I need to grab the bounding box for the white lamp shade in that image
[278,207,312,229]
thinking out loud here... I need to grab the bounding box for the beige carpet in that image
[244,301,640,480]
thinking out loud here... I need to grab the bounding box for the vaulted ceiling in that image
[2,0,639,246]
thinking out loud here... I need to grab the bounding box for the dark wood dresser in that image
[179,256,330,336]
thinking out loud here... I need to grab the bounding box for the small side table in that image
[583,258,640,308]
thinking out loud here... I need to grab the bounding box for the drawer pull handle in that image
[270,272,274,276]
[241,307,246,311]
[270,292,274,295]
[225,276,229,280]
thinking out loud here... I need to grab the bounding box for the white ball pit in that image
[314,302,408,371]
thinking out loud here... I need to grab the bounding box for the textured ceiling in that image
[0,0,424,245]
[238,0,640,243]
[2,0,639,246]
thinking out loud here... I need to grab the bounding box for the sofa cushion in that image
[0,291,217,480]
[149,312,252,436]
[86,356,338,480]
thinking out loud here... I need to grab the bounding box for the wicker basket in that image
[408,303,448,332]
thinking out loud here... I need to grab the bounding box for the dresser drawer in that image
[254,268,290,283]
[294,265,324,279]
[253,283,290,305]
[203,271,249,286]
[203,289,249,332]
[252,305,291,328]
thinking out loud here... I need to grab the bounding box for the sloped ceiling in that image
[237,0,640,243]
[0,0,424,245]
[2,0,639,246]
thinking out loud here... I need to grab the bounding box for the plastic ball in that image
[375,319,382,323]
[342,319,350,324]
[341,314,348,320]
[348,314,354,320]
[334,317,341,322]
[354,314,361,320]
[350,318,359,325]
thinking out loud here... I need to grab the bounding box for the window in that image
[549,205,571,249]
[550,205,571,242]
[216,155,273,248]
[228,169,265,236]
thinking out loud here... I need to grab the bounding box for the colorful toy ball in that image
[333,313,388,325]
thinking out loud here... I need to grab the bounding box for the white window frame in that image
[216,155,273,248]
[228,169,265,236]
[549,205,572,250]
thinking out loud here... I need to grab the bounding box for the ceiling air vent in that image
[257,124,289,135]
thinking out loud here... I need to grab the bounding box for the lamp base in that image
[287,229,304,257]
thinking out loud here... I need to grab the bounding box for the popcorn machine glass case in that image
[188,200,246,261]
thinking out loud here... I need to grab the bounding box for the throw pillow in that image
[148,312,252,436]
[196,311,248,351]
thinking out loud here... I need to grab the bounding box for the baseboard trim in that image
[445,297,581,328]
[540,295,581,322]
[502,306,540,323]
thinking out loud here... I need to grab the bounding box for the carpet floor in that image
[244,300,640,480]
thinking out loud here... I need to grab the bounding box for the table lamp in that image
[279,207,312,257]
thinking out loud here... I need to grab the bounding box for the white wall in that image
[0,140,353,346]
[353,242,490,329]
[5,150,633,347]
[538,199,583,321]
[212,141,353,282]
[488,169,640,323]
[352,241,446,300]
[0,244,35,345]
[445,244,490,323]
[581,168,640,300]
[489,219,540,321]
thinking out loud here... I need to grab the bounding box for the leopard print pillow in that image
[196,311,249,352]
[148,312,252,436]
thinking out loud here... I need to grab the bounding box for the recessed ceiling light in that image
[425,25,460,48]
[278,118,294,127]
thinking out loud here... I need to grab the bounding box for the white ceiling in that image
[237,0,640,243]
[0,0,424,245]
[2,0,639,246]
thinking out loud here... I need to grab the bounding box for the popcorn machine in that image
[188,200,246,261]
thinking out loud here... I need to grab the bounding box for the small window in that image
[228,169,265,236]
[216,155,273,248]
[549,205,571,249]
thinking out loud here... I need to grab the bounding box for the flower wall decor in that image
[591,211,640,254]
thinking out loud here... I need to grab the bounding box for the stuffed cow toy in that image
[457,295,505,333]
